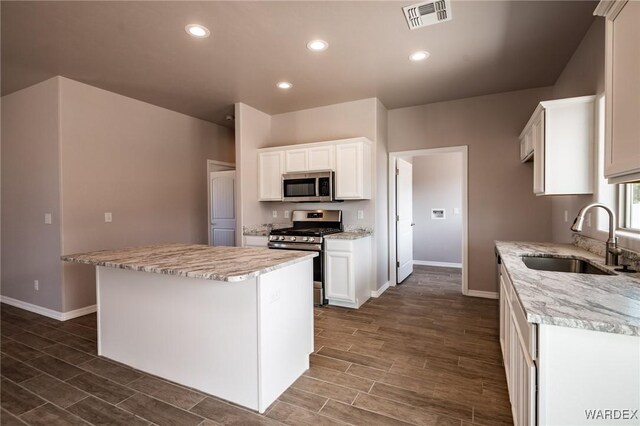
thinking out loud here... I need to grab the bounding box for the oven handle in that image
[268,242,322,251]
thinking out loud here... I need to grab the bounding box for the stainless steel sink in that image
[521,255,615,275]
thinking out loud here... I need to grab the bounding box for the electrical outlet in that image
[284,210,290,219]
[105,212,112,223]
[34,280,39,291]
[272,210,278,218]
[564,210,569,223]
[357,210,364,220]
[586,213,592,227]
[44,213,52,224]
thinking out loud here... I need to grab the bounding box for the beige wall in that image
[550,19,608,244]
[375,100,389,289]
[1,78,64,311]
[388,87,553,293]
[2,76,235,313]
[234,102,272,245]
[412,152,463,264]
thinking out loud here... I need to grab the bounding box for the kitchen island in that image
[62,243,317,413]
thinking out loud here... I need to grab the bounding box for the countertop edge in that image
[61,251,318,282]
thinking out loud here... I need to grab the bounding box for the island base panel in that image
[96,260,313,413]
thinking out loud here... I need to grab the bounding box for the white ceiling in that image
[1,1,597,127]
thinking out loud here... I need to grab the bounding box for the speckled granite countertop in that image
[495,241,640,336]
[243,224,291,236]
[324,231,373,240]
[62,243,317,282]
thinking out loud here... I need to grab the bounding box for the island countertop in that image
[495,241,640,336]
[62,243,318,282]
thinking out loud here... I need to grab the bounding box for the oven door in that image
[267,242,325,305]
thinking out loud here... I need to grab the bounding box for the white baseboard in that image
[1,295,96,321]
[413,260,462,268]
[371,281,389,298]
[466,290,499,299]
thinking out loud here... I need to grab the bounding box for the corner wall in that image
[388,87,554,293]
[1,78,64,311]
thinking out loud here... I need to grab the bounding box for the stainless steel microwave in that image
[282,171,334,202]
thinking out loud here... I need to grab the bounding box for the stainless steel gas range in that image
[268,210,343,306]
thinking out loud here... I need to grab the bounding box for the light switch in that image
[284,210,290,219]
[105,212,113,223]
[44,213,52,224]
[357,210,364,220]
[453,208,460,215]
[564,210,568,223]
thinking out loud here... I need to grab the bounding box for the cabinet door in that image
[308,145,335,171]
[532,112,545,195]
[335,142,364,199]
[325,251,354,302]
[258,151,283,201]
[605,0,640,182]
[284,149,308,173]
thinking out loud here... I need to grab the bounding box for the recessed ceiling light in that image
[185,24,210,38]
[276,81,293,90]
[307,39,329,52]
[409,51,430,62]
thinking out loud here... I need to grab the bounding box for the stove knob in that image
[302,237,308,242]
[290,236,297,242]
[278,236,285,241]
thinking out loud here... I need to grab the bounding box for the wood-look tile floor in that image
[0,265,513,425]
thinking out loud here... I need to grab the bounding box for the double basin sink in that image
[521,255,615,276]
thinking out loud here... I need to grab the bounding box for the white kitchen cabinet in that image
[520,96,595,196]
[325,237,371,309]
[499,265,536,426]
[520,130,533,163]
[596,0,640,184]
[307,145,335,171]
[284,149,308,173]
[258,151,283,201]
[335,139,372,200]
[244,235,268,247]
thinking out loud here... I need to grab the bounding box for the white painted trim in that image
[388,146,469,295]
[413,260,462,268]
[0,295,96,321]
[207,159,236,169]
[371,281,389,298]
[466,290,499,300]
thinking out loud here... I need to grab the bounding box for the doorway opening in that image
[207,160,236,246]
[388,146,468,295]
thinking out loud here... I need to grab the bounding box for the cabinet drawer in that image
[325,239,353,252]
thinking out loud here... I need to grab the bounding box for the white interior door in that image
[396,159,414,283]
[210,171,236,246]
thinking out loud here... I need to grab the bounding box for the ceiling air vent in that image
[403,0,453,30]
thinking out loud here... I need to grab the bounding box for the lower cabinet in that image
[325,237,371,309]
[498,261,639,425]
[500,267,537,426]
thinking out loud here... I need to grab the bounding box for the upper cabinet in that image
[596,0,640,184]
[257,137,372,201]
[258,151,283,201]
[335,141,372,200]
[520,96,596,196]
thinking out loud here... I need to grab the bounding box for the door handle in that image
[411,223,416,226]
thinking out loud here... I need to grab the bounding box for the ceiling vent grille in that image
[403,0,453,30]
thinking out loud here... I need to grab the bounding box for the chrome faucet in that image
[570,203,622,266]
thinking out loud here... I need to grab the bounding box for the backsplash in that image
[573,234,640,272]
